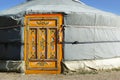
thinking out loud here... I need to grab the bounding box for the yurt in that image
[0,0,120,74]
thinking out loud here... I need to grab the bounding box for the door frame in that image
[24,14,63,74]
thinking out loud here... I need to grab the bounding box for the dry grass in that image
[0,71,120,80]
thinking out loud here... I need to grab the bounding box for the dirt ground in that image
[0,71,120,80]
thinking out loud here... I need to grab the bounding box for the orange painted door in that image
[24,14,63,74]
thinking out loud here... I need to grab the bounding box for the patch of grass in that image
[63,66,120,75]
[111,68,120,71]
[63,69,98,75]
[77,70,98,75]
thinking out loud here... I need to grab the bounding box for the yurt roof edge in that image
[0,0,119,16]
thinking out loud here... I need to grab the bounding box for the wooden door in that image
[24,14,63,74]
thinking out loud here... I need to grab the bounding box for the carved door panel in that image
[24,14,63,74]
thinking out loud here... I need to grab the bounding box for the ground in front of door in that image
[0,71,119,80]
